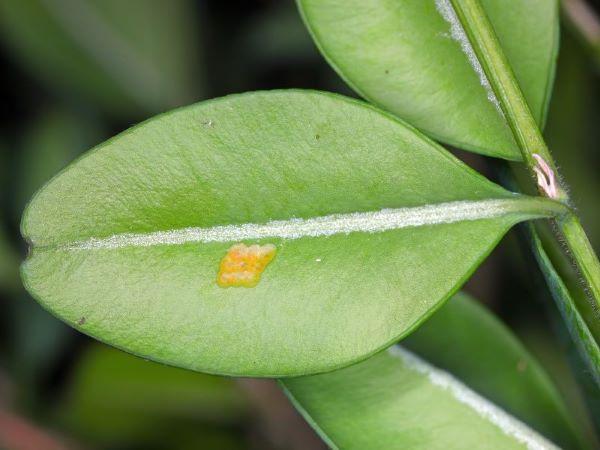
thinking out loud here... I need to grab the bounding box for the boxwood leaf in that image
[282,294,579,449]
[21,90,563,376]
[297,0,559,159]
[403,292,588,450]
[524,223,600,389]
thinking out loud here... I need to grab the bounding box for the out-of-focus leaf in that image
[21,90,565,377]
[9,295,71,389]
[0,0,202,116]
[297,0,559,160]
[0,225,18,293]
[531,223,600,434]
[544,29,600,249]
[231,2,352,99]
[58,344,248,444]
[243,3,318,66]
[4,109,101,389]
[13,108,103,219]
[522,223,600,389]
[283,294,586,449]
[0,142,17,293]
[561,0,600,70]
[403,292,588,449]
[517,324,600,447]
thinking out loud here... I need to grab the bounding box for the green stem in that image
[448,0,558,189]
[449,0,600,318]
[497,162,600,387]
[513,196,572,221]
[527,222,600,387]
[558,215,600,313]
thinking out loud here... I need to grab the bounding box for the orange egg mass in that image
[217,243,277,288]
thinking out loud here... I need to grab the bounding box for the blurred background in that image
[0,1,598,449]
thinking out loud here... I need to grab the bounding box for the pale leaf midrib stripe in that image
[388,346,559,450]
[37,198,546,251]
[435,0,503,113]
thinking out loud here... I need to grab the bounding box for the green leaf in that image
[544,30,600,248]
[58,344,247,443]
[517,320,600,444]
[297,0,559,159]
[403,292,587,449]
[8,295,71,389]
[12,108,103,219]
[0,0,202,116]
[21,90,564,376]
[282,294,580,450]
[524,223,600,389]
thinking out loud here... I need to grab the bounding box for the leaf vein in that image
[57,198,545,250]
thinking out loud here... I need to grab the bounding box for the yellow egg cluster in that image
[217,243,277,288]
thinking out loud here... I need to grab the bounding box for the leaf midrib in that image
[387,346,560,449]
[281,346,561,450]
[29,197,564,251]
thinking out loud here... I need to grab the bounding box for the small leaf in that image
[282,294,576,450]
[297,0,559,159]
[0,0,202,116]
[21,91,563,376]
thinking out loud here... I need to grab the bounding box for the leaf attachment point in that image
[533,154,559,200]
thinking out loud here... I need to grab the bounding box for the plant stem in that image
[448,0,557,189]
[497,161,600,387]
[449,0,600,317]
[528,222,600,387]
[559,215,600,310]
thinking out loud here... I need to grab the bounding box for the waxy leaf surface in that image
[282,294,578,449]
[403,293,586,449]
[22,91,558,376]
[297,0,559,159]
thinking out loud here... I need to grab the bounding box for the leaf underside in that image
[23,90,546,376]
[524,223,600,389]
[403,292,585,449]
[282,294,578,450]
[297,0,559,159]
